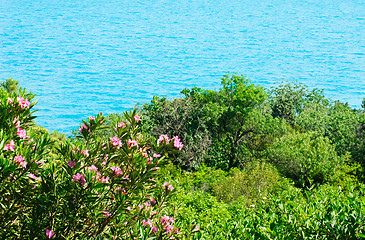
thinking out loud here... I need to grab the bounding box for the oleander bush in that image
[0,80,185,239]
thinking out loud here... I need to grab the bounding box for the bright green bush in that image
[212,161,290,204]
[267,131,348,187]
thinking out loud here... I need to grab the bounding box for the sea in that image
[0,0,364,133]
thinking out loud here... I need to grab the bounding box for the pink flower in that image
[68,161,76,168]
[111,166,123,176]
[118,122,126,128]
[81,149,89,157]
[45,229,55,239]
[158,135,169,144]
[89,116,95,121]
[103,211,111,218]
[16,97,30,108]
[88,165,98,172]
[96,172,109,183]
[151,226,158,233]
[172,136,184,150]
[193,225,199,231]
[3,140,15,151]
[20,98,30,108]
[72,173,86,186]
[142,219,153,227]
[147,158,152,165]
[28,173,40,181]
[110,136,122,148]
[7,97,13,104]
[20,161,28,168]
[134,115,141,122]
[14,155,27,168]
[163,182,174,191]
[153,153,161,158]
[127,139,138,148]
[79,124,87,133]
[16,128,27,139]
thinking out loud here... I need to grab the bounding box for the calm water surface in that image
[0,0,364,133]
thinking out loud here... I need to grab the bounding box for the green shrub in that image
[212,161,290,204]
[267,131,347,187]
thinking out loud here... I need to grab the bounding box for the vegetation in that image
[1,75,365,239]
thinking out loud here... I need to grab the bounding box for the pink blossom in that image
[88,165,98,172]
[163,182,174,191]
[28,173,41,181]
[96,172,109,183]
[14,155,27,168]
[7,97,13,104]
[89,116,95,121]
[127,139,138,148]
[172,136,184,150]
[158,135,169,144]
[151,226,158,233]
[20,161,28,168]
[45,229,55,239]
[3,140,15,151]
[152,167,159,170]
[72,173,86,186]
[111,166,123,176]
[147,158,152,165]
[68,161,76,168]
[81,149,89,157]
[142,219,153,227]
[20,98,30,108]
[79,124,87,133]
[103,211,111,218]
[110,136,122,148]
[118,122,126,128]
[134,115,141,122]
[16,128,27,139]
[153,153,161,158]
[193,225,199,231]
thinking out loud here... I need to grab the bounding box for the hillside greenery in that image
[1,76,364,239]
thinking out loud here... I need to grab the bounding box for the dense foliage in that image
[1,75,365,239]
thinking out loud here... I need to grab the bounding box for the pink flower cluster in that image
[171,136,183,150]
[88,165,98,172]
[110,136,122,148]
[72,173,86,186]
[45,229,55,239]
[17,128,27,139]
[96,172,109,183]
[142,219,158,233]
[118,122,126,128]
[158,135,184,150]
[3,140,15,151]
[127,139,138,148]
[79,124,88,133]
[134,115,141,122]
[158,135,169,144]
[9,96,30,109]
[111,166,123,177]
[161,215,179,235]
[68,161,76,168]
[163,182,174,191]
[81,149,89,157]
[14,155,27,168]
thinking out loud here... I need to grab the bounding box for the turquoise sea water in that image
[1,0,364,133]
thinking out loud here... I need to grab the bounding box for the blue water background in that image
[1,0,364,133]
